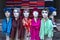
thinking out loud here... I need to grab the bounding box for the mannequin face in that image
[42,10,48,18]
[33,11,38,18]
[23,11,29,18]
[52,11,57,16]
[5,11,10,18]
[13,9,19,18]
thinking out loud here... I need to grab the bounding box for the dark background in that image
[0,0,6,19]
[54,0,60,19]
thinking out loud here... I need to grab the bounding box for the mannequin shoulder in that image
[48,19,52,23]
[2,18,6,22]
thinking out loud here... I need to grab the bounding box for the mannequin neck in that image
[34,17,38,22]
[44,17,48,22]
[24,17,28,20]
[6,17,10,22]
[15,17,19,20]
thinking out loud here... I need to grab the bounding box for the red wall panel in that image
[37,1,45,6]
[14,0,22,2]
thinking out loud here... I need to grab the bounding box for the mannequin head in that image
[5,11,11,18]
[42,8,49,19]
[33,11,39,18]
[49,7,56,16]
[13,8,20,18]
[4,8,12,18]
[23,12,29,18]
[23,9,29,18]
[52,11,57,16]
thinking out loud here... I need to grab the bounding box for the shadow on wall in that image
[54,0,60,19]
[0,0,6,19]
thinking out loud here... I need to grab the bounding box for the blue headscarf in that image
[4,7,12,13]
[48,7,56,12]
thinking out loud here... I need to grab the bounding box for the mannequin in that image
[2,8,12,40]
[49,7,58,31]
[30,11,41,40]
[10,8,22,40]
[49,7,57,25]
[40,8,53,40]
[22,9,31,40]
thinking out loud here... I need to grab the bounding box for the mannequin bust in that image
[22,9,31,40]
[2,8,12,40]
[31,10,40,40]
[49,7,58,31]
[5,11,11,40]
[10,8,21,40]
[40,8,53,40]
